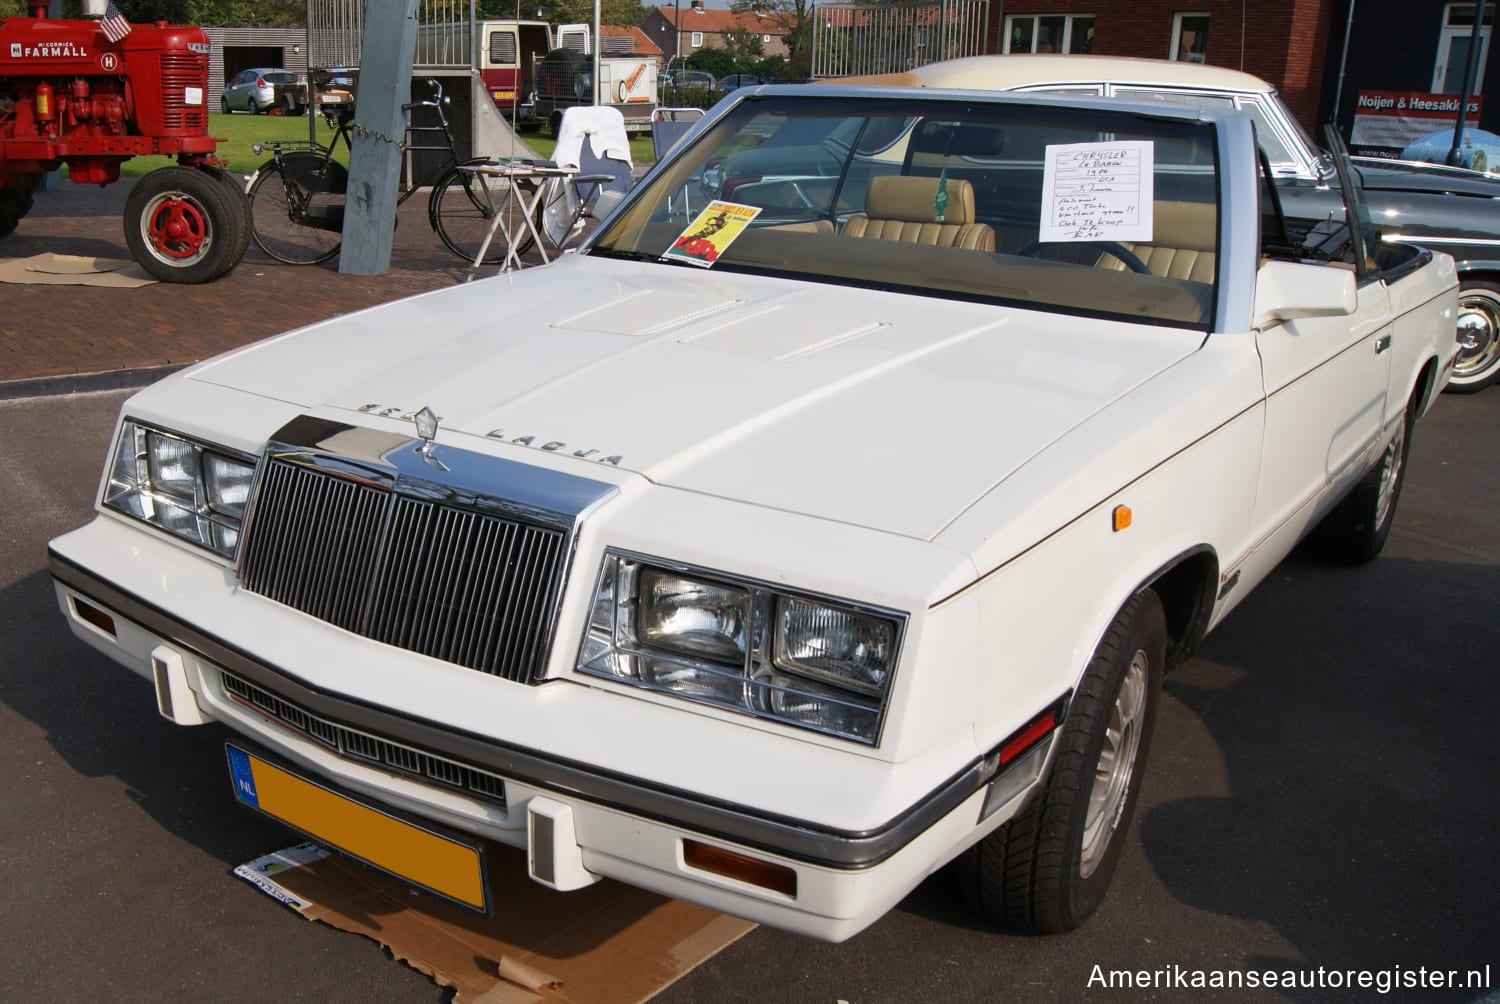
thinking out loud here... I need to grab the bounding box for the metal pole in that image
[1332,0,1356,131]
[593,0,601,105]
[1449,1,1488,167]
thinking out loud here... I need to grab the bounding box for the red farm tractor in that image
[1,0,249,283]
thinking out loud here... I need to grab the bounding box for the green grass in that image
[103,112,657,179]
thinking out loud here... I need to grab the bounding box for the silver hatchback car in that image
[221,68,305,115]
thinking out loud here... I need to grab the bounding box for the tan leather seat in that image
[842,176,996,251]
[1095,200,1217,282]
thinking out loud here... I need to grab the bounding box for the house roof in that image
[656,5,785,34]
[601,23,663,57]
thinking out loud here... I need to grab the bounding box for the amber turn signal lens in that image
[683,839,797,896]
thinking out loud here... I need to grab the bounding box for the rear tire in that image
[956,589,1165,933]
[1447,279,1500,392]
[123,166,242,283]
[1313,400,1412,565]
[0,171,42,240]
[247,160,343,265]
[430,163,538,265]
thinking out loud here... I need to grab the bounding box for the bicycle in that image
[246,78,532,265]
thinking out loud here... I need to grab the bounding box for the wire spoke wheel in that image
[431,166,538,265]
[249,163,343,265]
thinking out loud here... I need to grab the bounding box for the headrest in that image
[864,175,976,225]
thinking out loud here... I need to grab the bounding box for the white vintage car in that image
[49,84,1458,942]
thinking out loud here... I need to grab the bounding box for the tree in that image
[684,45,732,80]
[719,24,763,73]
[730,0,811,79]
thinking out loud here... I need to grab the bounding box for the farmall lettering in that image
[17,41,89,58]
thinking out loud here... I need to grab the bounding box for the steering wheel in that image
[1017,239,1152,275]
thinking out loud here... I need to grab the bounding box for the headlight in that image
[578,550,905,744]
[103,420,257,559]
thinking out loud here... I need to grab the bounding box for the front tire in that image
[956,589,1165,933]
[1447,279,1500,392]
[123,166,242,283]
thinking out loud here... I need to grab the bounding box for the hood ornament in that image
[412,406,448,471]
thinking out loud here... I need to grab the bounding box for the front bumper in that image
[49,524,1056,941]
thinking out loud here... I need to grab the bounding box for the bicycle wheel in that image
[430,165,539,266]
[248,160,344,265]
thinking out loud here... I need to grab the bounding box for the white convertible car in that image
[49,84,1458,942]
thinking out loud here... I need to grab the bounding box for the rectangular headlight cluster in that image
[102,419,257,559]
[578,550,905,744]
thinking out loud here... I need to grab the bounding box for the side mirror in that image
[1253,260,1356,328]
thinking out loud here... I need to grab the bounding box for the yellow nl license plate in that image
[227,744,489,913]
[493,89,516,101]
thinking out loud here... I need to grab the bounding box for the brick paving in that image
[0,176,532,386]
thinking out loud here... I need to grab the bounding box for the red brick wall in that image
[986,1,1335,129]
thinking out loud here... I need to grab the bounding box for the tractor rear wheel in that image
[0,171,42,241]
[123,166,244,283]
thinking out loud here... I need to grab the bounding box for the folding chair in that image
[652,107,705,218]
[652,106,704,162]
[541,106,635,247]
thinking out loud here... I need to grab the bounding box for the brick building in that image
[984,1,1498,135]
[641,1,792,66]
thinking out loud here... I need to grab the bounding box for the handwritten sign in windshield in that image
[1039,141,1155,244]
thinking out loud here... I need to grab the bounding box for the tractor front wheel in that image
[0,171,42,240]
[123,166,243,283]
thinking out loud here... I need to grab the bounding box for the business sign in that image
[1350,90,1484,158]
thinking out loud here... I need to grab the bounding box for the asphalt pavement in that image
[2,179,1499,1001]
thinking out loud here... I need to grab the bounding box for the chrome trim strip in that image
[262,415,619,531]
[51,549,1015,870]
[1380,234,1500,248]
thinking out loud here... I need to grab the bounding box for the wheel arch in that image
[1136,545,1219,671]
[1410,354,1442,420]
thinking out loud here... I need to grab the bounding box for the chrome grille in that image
[221,671,507,805]
[239,457,568,684]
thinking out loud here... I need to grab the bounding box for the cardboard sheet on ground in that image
[236,843,756,1003]
[0,252,156,286]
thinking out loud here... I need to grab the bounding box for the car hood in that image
[1354,155,1500,197]
[187,256,1202,541]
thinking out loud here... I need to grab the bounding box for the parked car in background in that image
[719,73,768,92]
[221,68,307,116]
[661,67,717,102]
[833,55,1497,392]
[51,83,1457,944]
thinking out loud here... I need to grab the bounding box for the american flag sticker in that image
[100,2,132,43]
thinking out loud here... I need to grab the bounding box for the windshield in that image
[589,95,1221,330]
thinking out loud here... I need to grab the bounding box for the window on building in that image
[691,31,703,48]
[1434,3,1494,93]
[1170,12,1210,62]
[764,34,772,43]
[1003,14,1094,54]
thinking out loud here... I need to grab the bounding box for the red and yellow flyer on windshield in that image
[662,201,762,267]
